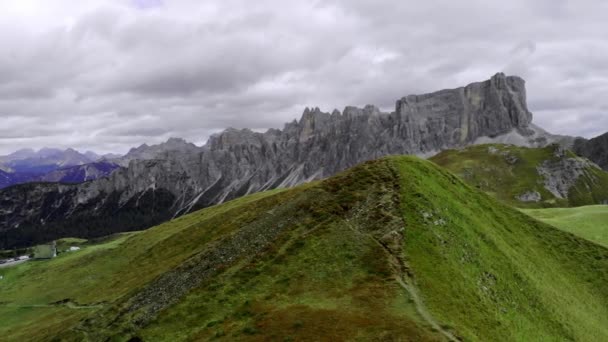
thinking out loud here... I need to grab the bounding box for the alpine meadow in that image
[1,1,608,341]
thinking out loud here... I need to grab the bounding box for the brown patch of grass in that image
[244,304,439,342]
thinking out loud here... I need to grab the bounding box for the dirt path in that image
[342,217,459,341]
[0,300,104,310]
[0,259,28,269]
[395,277,459,341]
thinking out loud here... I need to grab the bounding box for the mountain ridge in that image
[0,148,121,189]
[2,156,608,341]
[431,143,608,208]
[574,132,608,171]
[0,73,588,248]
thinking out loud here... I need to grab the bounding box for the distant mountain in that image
[0,73,577,248]
[35,161,120,183]
[573,131,608,171]
[0,169,33,189]
[0,148,37,162]
[0,148,122,189]
[431,143,608,207]
[84,151,101,161]
[111,137,202,166]
[3,156,608,341]
[0,147,94,174]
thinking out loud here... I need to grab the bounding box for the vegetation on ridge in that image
[430,143,608,208]
[1,156,607,341]
[523,205,608,248]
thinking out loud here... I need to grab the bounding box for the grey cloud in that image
[0,0,606,155]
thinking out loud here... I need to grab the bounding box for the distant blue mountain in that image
[6,162,59,175]
[0,148,122,189]
[0,169,34,189]
[36,161,120,183]
[2,148,93,173]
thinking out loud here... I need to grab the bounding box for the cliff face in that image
[0,73,550,248]
[574,132,608,171]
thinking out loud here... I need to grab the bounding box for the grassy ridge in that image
[1,156,608,341]
[395,157,608,341]
[67,159,441,341]
[0,189,292,340]
[522,205,608,248]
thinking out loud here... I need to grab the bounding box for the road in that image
[0,259,29,269]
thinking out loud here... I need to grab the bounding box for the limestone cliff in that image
[0,73,558,248]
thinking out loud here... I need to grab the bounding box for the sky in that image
[0,0,607,154]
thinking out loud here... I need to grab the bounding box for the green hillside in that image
[430,143,608,208]
[1,156,608,341]
[523,205,608,248]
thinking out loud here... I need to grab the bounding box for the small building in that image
[34,241,57,259]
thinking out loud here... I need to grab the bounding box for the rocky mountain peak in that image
[208,128,263,149]
[574,132,608,171]
[0,73,573,248]
[343,105,382,117]
[165,137,191,146]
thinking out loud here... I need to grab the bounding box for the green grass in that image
[394,157,608,341]
[430,143,608,208]
[0,188,291,341]
[1,157,608,341]
[55,237,88,252]
[522,205,608,248]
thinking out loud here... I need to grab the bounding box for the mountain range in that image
[1,72,608,341]
[0,148,120,189]
[2,156,608,340]
[0,73,607,249]
[574,132,608,171]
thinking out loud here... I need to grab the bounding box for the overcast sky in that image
[0,0,607,154]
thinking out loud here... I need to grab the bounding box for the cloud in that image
[0,0,606,154]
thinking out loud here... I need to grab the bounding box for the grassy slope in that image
[430,143,608,208]
[71,158,439,341]
[1,157,608,341]
[394,158,608,341]
[522,205,608,248]
[0,189,292,340]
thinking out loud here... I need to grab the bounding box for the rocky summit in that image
[0,73,567,248]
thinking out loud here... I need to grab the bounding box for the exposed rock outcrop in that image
[34,161,119,183]
[573,132,608,171]
[516,191,542,203]
[536,154,600,199]
[112,137,203,167]
[0,73,563,248]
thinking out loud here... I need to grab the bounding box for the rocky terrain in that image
[431,144,608,208]
[2,156,608,341]
[537,147,602,199]
[0,73,582,248]
[0,170,33,190]
[33,161,120,184]
[111,137,202,167]
[0,148,120,189]
[0,148,94,173]
[574,131,608,171]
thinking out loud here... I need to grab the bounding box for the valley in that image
[1,2,607,340]
[1,156,607,341]
[0,73,606,341]
[523,205,608,248]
